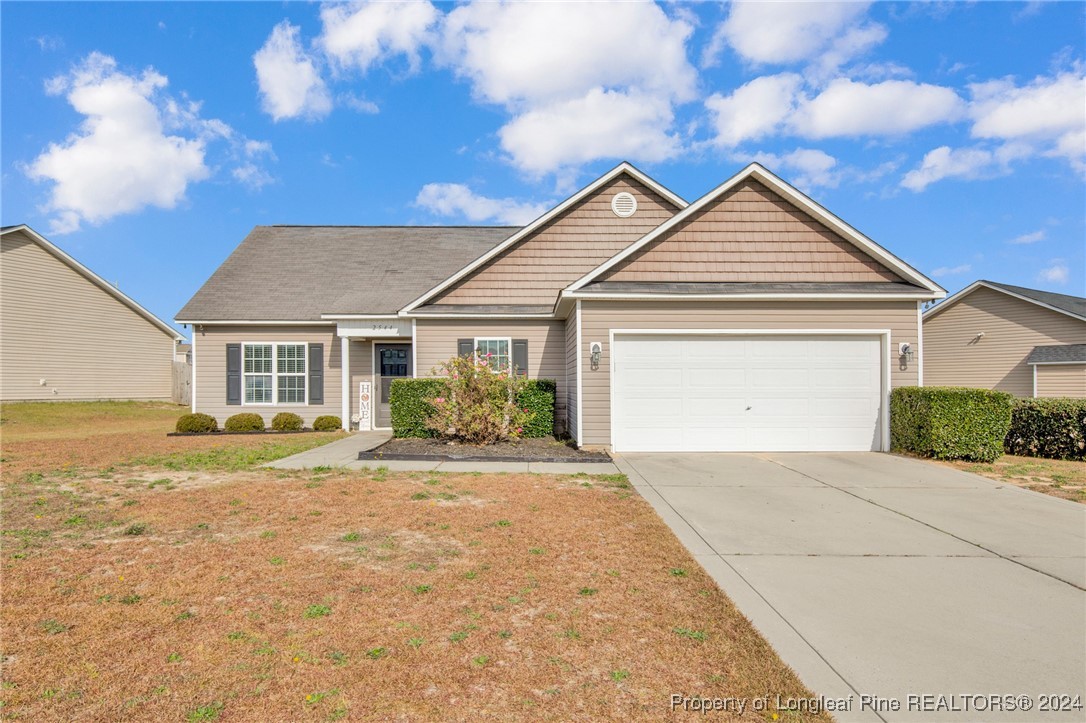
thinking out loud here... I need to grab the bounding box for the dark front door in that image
[376,344,411,428]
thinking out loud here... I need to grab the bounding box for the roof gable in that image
[594,177,901,284]
[401,162,686,312]
[1,225,183,340]
[924,280,1086,323]
[568,163,944,295]
[426,172,683,307]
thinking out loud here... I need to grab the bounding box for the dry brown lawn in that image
[935,455,1086,504]
[1,402,827,722]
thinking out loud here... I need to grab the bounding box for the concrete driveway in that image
[615,453,1086,722]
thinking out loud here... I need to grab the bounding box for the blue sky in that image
[2,1,1083,335]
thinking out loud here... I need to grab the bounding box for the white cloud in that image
[254,20,332,121]
[705,74,802,147]
[1009,229,1045,245]
[415,183,549,225]
[931,263,972,277]
[498,89,681,175]
[707,2,883,71]
[1038,261,1069,284]
[438,2,696,174]
[900,143,1031,192]
[969,70,1086,168]
[319,1,438,73]
[439,2,696,106]
[26,53,210,234]
[793,78,965,138]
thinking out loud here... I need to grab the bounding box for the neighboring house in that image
[923,280,1086,398]
[177,163,944,452]
[1,225,185,401]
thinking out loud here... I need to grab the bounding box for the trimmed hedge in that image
[313,415,342,432]
[890,386,1014,462]
[176,413,217,434]
[390,377,556,439]
[1005,398,1086,460]
[224,413,265,433]
[271,412,303,432]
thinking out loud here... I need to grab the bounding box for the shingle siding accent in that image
[1,229,177,401]
[414,318,567,433]
[598,179,902,284]
[923,286,1086,397]
[578,299,920,447]
[433,175,680,306]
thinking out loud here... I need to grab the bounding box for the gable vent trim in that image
[611,192,637,218]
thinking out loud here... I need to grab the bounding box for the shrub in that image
[890,386,1014,462]
[313,415,342,432]
[224,413,265,433]
[425,354,532,444]
[392,377,556,440]
[271,412,303,432]
[1005,398,1086,460]
[176,413,217,434]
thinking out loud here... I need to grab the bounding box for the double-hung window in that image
[474,338,511,372]
[242,343,306,404]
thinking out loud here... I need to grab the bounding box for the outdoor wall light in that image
[898,342,914,362]
[590,342,602,370]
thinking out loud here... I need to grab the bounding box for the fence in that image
[172,360,191,406]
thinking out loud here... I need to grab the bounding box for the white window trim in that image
[241,342,309,407]
[473,336,513,373]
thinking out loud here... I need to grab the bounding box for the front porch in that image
[332,316,415,432]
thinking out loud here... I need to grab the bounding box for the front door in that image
[375,343,412,428]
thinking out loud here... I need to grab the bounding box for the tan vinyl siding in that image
[923,287,1086,397]
[579,300,920,447]
[600,179,901,283]
[414,318,567,432]
[1034,364,1086,398]
[433,175,679,306]
[347,339,374,424]
[565,305,579,441]
[193,325,346,426]
[1,229,177,401]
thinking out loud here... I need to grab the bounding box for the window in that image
[243,343,306,405]
[277,344,306,403]
[474,338,511,372]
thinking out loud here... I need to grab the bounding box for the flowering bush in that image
[425,354,533,445]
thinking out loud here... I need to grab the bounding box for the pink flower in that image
[434,397,445,404]
[523,408,529,413]
[486,352,493,357]
[516,427,523,433]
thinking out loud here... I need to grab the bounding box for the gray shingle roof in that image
[1027,344,1086,365]
[983,281,1086,320]
[176,226,517,321]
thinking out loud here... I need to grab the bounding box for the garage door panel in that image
[613,334,883,453]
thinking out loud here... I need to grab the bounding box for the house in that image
[1,224,185,401]
[923,280,1086,398]
[177,163,944,452]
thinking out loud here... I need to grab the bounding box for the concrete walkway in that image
[265,431,620,475]
[615,452,1086,723]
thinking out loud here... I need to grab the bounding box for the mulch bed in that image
[167,430,320,437]
[361,436,613,463]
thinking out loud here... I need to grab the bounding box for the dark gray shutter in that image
[226,344,241,405]
[457,338,474,357]
[308,343,323,405]
[512,339,528,377]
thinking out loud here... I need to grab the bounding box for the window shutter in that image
[308,343,324,405]
[512,339,529,377]
[226,344,241,405]
[457,338,474,358]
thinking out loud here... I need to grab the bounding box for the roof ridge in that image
[261,224,521,229]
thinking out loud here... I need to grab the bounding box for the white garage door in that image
[612,334,884,452]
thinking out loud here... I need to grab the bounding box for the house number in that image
[369,324,395,331]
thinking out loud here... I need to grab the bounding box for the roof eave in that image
[923,280,1086,323]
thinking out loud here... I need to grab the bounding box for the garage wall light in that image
[590,342,602,370]
[898,342,914,362]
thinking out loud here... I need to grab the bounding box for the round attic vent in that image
[611,192,637,218]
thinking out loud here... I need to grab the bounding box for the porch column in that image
[341,335,350,431]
